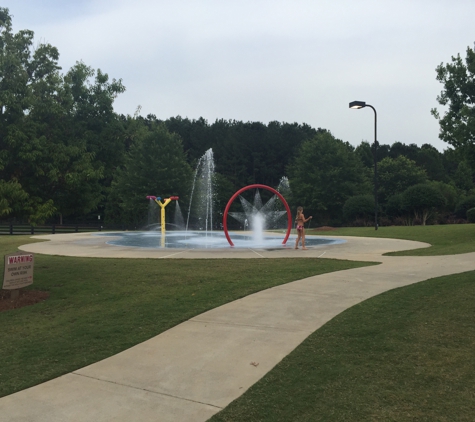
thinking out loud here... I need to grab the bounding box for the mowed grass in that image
[209,225,475,421]
[210,270,475,421]
[308,223,475,256]
[0,236,372,398]
[3,224,474,420]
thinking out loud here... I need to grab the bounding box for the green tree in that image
[288,130,370,224]
[0,8,126,223]
[389,142,420,162]
[401,183,446,225]
[384,142,448,182]
[385,193,408,224]
[108,122,192,226]
[377,156,428,203]
[0,8,60,222]
[59,62,126,222]
[431,44,475,150]
[415,144,447,182]
[454,195,475,219]
[0,179,28,217]
[164,117,316,197]
[342,194,375,226]
[429,181,458,216]
[453,160,474,191]
[63,62,126,180]
[355,141,374,168]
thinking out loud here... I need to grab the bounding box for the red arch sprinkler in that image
[222,184,292,247]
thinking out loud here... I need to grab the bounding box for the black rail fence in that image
[0,224,105,235]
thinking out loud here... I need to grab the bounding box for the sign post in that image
[3,253,35,299]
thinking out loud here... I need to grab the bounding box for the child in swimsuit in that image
[295,206,312,249]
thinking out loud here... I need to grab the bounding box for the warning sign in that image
[3,253,34,290]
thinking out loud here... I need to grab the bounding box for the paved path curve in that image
[1,233,475,421]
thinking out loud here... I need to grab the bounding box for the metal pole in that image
[366,105,378,231]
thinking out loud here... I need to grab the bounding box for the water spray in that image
[223,184,292,247]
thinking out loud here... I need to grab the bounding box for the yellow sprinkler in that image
[146,195,179,236]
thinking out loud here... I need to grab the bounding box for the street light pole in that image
[349,101,379,230]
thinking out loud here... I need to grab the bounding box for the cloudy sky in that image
[8,0,475,151]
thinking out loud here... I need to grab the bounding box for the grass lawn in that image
[210,270,475,421]
[2,225,474,420]
[308,224,475,256]
[208,225,475,421]
[0,236,371,398]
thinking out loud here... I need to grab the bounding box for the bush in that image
[455,195,475,218]
[430,181,458,213]
[343,194,375,224]
[401,183,446,225]
[467,207,475,223]
[385,193,405,218]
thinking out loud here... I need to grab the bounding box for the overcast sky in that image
[8,0,475,152]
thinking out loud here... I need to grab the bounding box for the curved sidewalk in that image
[2,233,475,421]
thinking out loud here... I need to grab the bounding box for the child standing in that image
[295,206,312,249]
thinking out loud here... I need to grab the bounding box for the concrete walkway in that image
[1,233,475,421]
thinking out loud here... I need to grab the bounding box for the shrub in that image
[401,183,446,225]
[467,207,475,223]
[455,195,475,218]
[343,195,374,224]
[385,193,405,218]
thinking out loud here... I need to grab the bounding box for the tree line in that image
[1,8,474,228]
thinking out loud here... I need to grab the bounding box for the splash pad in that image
[100,183,344,250]
[97,230,345,250]
[98,230,345,249]
[98,149,345,250]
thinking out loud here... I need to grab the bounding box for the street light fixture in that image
[349,101,366,109]
[349,100,379,230]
